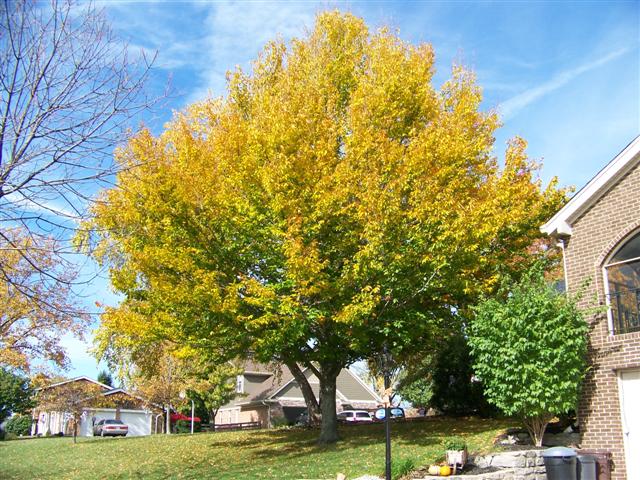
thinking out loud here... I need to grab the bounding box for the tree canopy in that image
[468,262,588,446]
[0,228,88,372]
[87,11,566,443]
[0,367,34,423]
[97,370,114,387]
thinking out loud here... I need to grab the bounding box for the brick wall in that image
[562,162,640,480]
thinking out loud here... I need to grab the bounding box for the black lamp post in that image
[377,343,394,480]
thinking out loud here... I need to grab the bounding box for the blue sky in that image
[65,0,640,378]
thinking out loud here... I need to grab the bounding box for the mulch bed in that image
[409,464,502,478]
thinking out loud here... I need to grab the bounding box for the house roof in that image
[98,388,163,410]
[267,366,382,403]
[541,135,640,237]
[227,361,382,408]
[227,362,295,407]
[34,376,112,392]
[36,377,162,410]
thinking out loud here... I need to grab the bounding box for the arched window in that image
[605,231,640,334]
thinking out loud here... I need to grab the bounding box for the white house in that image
[32,376,163,437]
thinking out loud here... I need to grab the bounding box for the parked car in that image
[93,419,128,437]
[337,410,373,423]
[373,407,405,421]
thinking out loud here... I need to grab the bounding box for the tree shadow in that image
[230,417,511,462]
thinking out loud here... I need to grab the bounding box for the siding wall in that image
[563,160,640,480]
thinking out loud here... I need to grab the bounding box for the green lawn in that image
[0,417,515,480]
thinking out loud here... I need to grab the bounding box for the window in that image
[236,375,244,393]
[605,231,640,335]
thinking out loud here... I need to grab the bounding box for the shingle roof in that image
[224,361,295,407]
[223,361,381,408]
[34,376,112,392]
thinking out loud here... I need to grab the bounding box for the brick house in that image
[216,361,381,427]
[541,135,640,480]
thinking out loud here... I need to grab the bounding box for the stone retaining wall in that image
[416,450,547,480]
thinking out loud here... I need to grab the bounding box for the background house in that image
[216,361,381,427]
[542,135,640,480]
[32,377,162,437]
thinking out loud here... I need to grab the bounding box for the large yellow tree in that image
[87,11,565,443]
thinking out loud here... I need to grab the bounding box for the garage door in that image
[82,410,116,437]
[119,411,152,436]
[619,370,640,480]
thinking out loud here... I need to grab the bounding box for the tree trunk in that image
[522,414,552,447]
[211,409,218,430]
[72,419,77,444]
[317,368,339,444]
[166,404,171,434]
[286,361,321,426]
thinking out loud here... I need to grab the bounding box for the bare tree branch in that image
[0,0,161,372]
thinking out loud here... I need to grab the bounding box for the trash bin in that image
[577,455,597,480]
[578,449,612,480]
[542,446,577,480]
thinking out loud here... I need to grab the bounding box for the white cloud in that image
[3,193,82,221]
[186,1,316,104]
[102,1,319,107]
[499,47,630,121]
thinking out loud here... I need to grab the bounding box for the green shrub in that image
[443,436,467,451]
[4,415,32,436]
[4,432,17,440]
[396,334,497,417]
[391,457,415,480]
[430,334,496,417]
[174,419,201,433]
[469,262,589,446]
[270,416,289,428]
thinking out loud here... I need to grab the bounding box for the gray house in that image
[216,361,381,427]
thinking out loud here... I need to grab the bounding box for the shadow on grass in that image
[209,417,512,462]
[65,416,511,464]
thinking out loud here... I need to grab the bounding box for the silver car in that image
[93,419,128,437]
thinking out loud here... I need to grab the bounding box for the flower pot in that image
[446,448,468,472]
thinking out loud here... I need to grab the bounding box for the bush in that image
[397,334,497,417]
[469,262,589,446]
[4,415,32,436]
[391,457,415,480]
[430,334,496,417]
[270,416,290,428]
[174,419,201,433]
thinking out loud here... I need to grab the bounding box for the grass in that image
[0,417,516,480]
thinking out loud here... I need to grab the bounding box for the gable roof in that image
[35,376,113,392]
[222,360,381,409]
[37,377,162,411]
[99,388,163,410]
[541,135,640,237]
[268,367,381,403]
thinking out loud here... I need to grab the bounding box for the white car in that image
[93,419,128,437]
[337,410,373,423]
